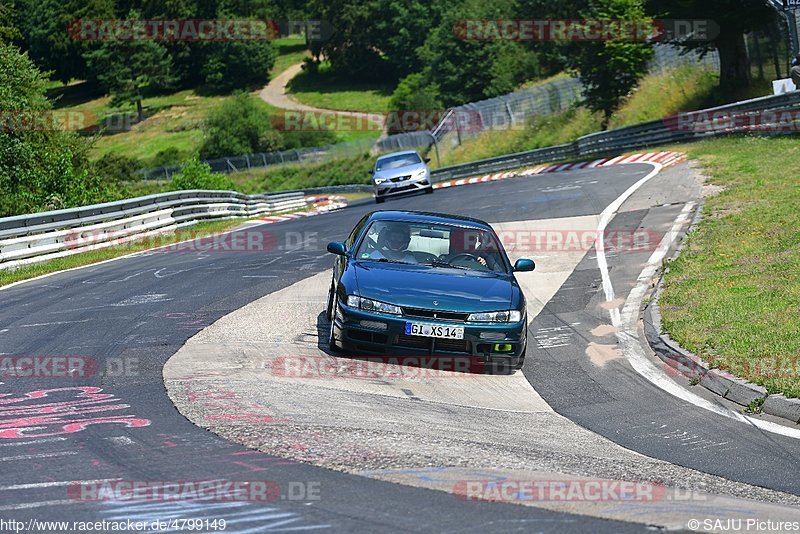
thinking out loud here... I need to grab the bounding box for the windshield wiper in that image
[373,257,414,265]
[424,258,471,270]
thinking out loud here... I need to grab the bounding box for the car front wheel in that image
[375,196,385,204]
[328,297,341,353]
[326,281,335,321]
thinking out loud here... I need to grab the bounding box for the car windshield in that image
[355,220,509,273]
[375,153,422,171]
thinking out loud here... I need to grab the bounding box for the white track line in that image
[596,163,800,440]
[0,479,122,491]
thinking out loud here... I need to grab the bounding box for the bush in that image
[0,42,118,216]
[199,93,285,159]
[201,41,276,93]
[390,74,442,112]
[388,73,444,133]
[151,147,185,167]
[281,130,339,149]
[229,153,374,194]
[170,158,234,191]
[92,154,142,183]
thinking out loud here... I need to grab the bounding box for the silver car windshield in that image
[375,153,422,171]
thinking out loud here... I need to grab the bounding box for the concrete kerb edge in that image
[639,201,800,424]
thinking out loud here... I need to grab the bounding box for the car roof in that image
[365,210,492,230]
[376,150,419,160]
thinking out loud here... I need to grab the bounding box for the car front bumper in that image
[331,301,526,370]
[373,174,431,198]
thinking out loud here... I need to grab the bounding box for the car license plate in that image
[404,322,464,340]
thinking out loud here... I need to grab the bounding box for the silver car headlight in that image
[374,177,389,185]
[413,168,427,178]
[347,295,402,315]
[467,310,522,323]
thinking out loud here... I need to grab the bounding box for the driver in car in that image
[447,228,501,270]
[368,223,418,263]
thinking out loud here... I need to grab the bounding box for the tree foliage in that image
[0,42,113,216]
[419,0,540,106]
[199,93,284,159]
[84,28,176,120]
[645,0,776,85]
[170,158,234,190]
[200,40,276,92]
[569,0,654,126]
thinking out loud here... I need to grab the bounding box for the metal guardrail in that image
[0,191,307,270]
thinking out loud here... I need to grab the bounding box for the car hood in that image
[352,261,515,312]
[373,163,426,180]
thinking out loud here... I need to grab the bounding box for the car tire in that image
[328,297,341,353]
[326,281,335,321]
[425,186,434,194]
[375,197,385,204]
[515,344,527,370]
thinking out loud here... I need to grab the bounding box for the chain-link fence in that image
[429,77,584,159]
[648,44,719,73]
[140,129,437,180]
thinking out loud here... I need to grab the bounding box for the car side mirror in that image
[367,169,373,175]
[423,157,431,163]
[514,258,535,272]
[327,241,347,256]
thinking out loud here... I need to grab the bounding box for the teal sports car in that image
[325,211,535,372]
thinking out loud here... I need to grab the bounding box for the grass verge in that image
[436,65,722,168]
[287,62,394,112]
[661,136,800,399]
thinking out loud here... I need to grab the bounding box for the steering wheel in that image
[448,253,483,266]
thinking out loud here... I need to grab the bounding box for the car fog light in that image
[493,344,513,352]
[480,332,506,341]
[360,320,388,331]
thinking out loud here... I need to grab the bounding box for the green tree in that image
[373,0,444,77]
[419,0,540,106]
[569,0,654,127]
[0,2,20,43]
[645,0,776,86]
[201,40,276,93]
[305,0,384,77]
[84,25,176,122]
[16,0,115,83]
[390,73,442,111]
[0,42,113,216]
[199,92,284,159]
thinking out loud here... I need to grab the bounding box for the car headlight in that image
[347,295,402,315]
[413,168,427,178]
[374,177,388,185]
[467,310,522,323]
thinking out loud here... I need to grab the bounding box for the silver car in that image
[370,150,433,204]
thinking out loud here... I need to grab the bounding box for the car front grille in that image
[402,307,469,322]
[389,175,411,183]
[434,339,471,354]
[396,334,430,349]
[395,334,471,354]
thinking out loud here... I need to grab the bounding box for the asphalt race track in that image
[1,162,799,532]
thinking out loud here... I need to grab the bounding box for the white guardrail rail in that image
[0,190,307,270]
